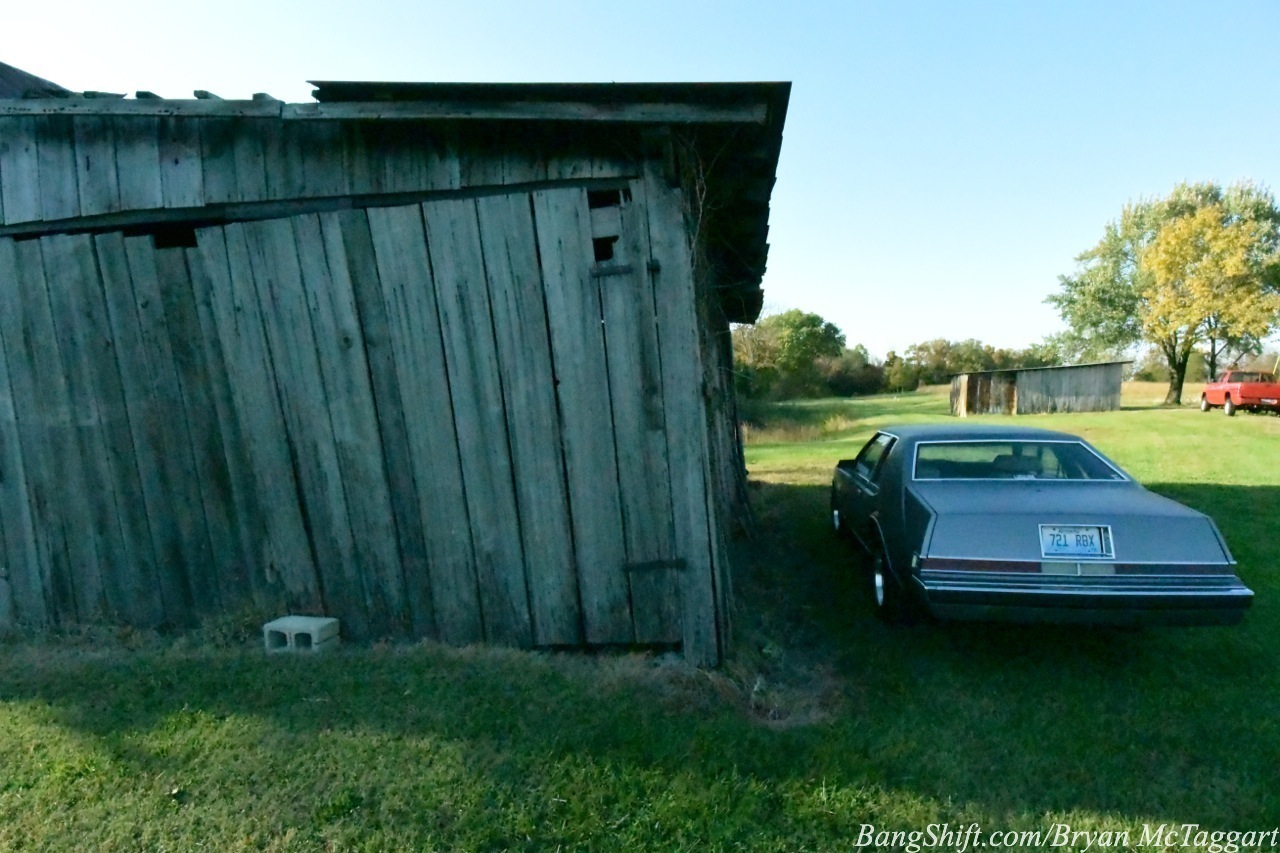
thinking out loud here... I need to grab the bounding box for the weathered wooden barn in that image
[0,77,789,664]
[950,361,1131,417]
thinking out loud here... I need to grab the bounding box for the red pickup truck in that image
[1201,370,1280,416]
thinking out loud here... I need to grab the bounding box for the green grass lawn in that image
[3,386,1278,850]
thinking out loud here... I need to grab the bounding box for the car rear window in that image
[914,441,1125,481]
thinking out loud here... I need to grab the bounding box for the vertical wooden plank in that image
[200,117,239,206]
[0,240,46,627]
[196,224,320,610]
[0,117,42,224]
[533,187,633,645]
[184,234,276,610]
[601,185,682,644]
[158,115,204,209]
[301,121,348,199]
[301,214,409,636]
[73,116,121,217]
[133,239,243,617]
[423,198,532,647]
[335,208,436,638]
[240,216,368,638]
[0,239,94,623]
[262,117,304,201]
[43,234,162,626]
[97,233,201,626]
[342,122,384,197]
[641,165,724,665]
[476,194,581,647]
[112,116,164,212]
[366,204,483,644]
[36,116,79,222]
[232,118,269,203]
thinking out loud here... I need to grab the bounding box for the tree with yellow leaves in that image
[1049,181,1280,405]
[1141,204,1280,402]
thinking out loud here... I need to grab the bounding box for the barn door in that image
[534,183,683,646]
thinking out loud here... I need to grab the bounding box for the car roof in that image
[876,423,1089,444]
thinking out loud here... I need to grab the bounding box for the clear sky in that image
[6,1,1278,358]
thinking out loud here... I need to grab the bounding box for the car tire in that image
[1225,397,1237,417]
[1200,396,1210,412]
[872,550,914,625]
[830,490,846,538]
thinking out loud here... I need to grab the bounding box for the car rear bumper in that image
[916,570,1254,626]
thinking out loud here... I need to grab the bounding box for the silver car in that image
[830,424,1253,625]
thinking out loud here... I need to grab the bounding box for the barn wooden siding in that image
[0,86,787,664]
[951,362,1128,416]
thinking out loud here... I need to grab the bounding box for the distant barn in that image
[950,361,1131,417]
[0,73,789,664]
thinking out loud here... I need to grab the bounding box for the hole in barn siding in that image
[587,187,631,209]
[593,236,618,263]
[150,226,198,249]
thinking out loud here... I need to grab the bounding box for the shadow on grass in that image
[2,480,1276,841]
[730,479,1277,826]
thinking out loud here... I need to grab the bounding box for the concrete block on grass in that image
[263,615,340,653]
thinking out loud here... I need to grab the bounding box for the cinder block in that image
[263,615,340,653]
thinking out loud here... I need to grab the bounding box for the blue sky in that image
[7,1,1278,357]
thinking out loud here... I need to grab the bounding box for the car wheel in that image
[1224,397,1237,417]
[1200,396,1210,412]
[872,550,913,624]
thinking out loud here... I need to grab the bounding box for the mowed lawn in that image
[3,384,1278,850]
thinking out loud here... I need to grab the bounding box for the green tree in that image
[1048,180,1280,404]
[731,309,846,399]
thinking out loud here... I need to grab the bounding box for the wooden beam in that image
[0,99,283,118]
[284,100,769,124]
[0,176,640,239]
[0,97,769,124]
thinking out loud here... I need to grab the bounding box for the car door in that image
[846,432,896,549]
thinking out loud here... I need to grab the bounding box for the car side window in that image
[853,433,895,485]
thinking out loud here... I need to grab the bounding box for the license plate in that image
[1039,524,1113,559]
[1263,399,1278,405]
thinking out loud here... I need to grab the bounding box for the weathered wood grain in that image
[36,116,78,222]
[366,203,483,644]
[601,184,681,644]
[239,217,369,634]
[200,118,239,206]
[641,166,721,665]
[112,116,164,212]
[475,193,581,646]
[0,240,46,627]
[0,117,43,224]
[0,239,91,622]
[197,224,321,610]
[42,234,163,627]
[335,208,436,638]
[424,197,532,647]
[300,212,408,637]
[232,118,269,203]
[0,99,283,118]
[184,233,274,610]
[271,122,308,202]
[533,187,633,645]
[301,121,347,199]
[139,238,246,618]
[97,233,199,625]
[72,115,121,217]
[157,116,204,209]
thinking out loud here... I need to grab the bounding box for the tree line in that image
[734,180,1280,404]
[731,310,1061,400]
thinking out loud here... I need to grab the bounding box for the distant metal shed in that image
[950,361,1131,416]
